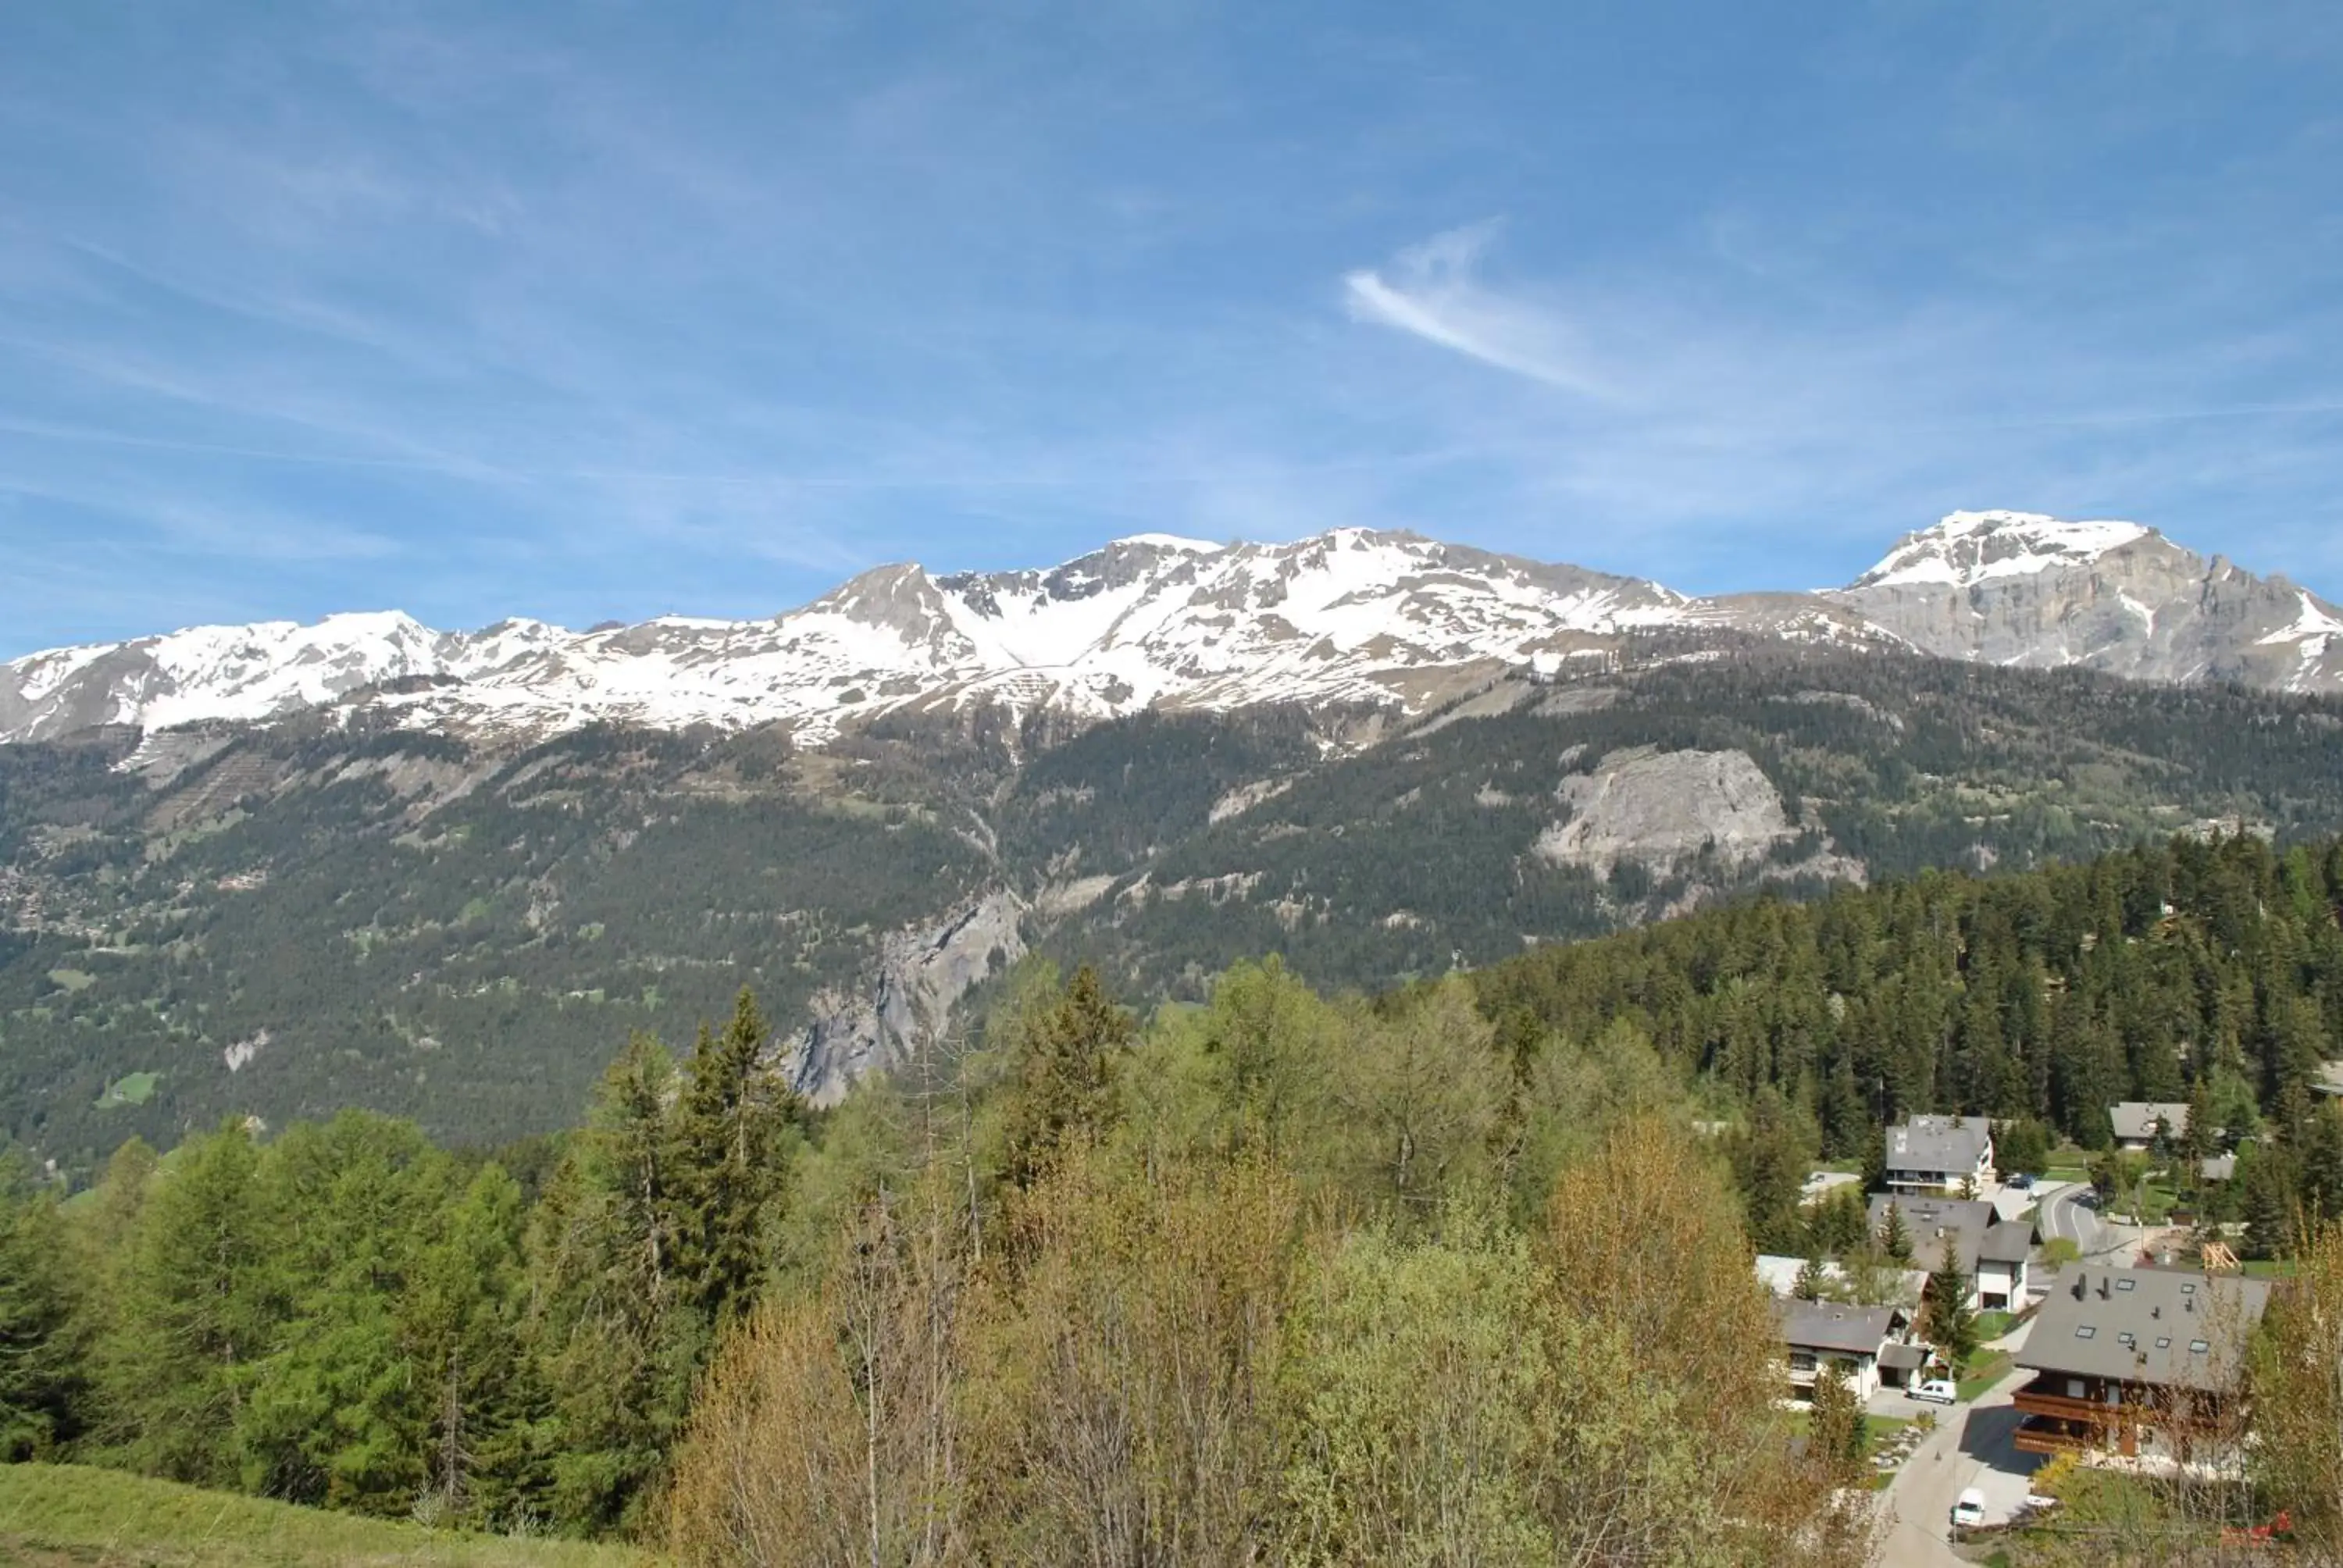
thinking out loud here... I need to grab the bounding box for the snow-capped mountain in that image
[1828,509,2343,693]
[5,515,2338,749]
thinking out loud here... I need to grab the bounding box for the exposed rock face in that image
[1535,747,1800,875]
[1828,511,2343,693]
[777,887,1025,1107]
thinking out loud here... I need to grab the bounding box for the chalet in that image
[1755,1254,1842,1298]
[2109,1101,2191,1153]
[2011,1267,2271,1461]
[1883,1115,1994,1196]
[1868,1195,2033,1312]
[1775,1299,1911,1402]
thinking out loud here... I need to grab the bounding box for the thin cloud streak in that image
[1343,223,1617,399]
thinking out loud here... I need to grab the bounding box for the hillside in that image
[6,636,2343,1168]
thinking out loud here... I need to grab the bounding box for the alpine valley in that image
[7,508,2343,1165]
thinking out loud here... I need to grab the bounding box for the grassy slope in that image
[0,1464,657,1568]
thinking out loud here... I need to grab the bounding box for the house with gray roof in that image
[1774,1299,1911,1402]
[1883,1114,1994,1196]
[2109,1101,2191,1152]
[2013,1267,2271,1461]
[1868,1194,2033,1311]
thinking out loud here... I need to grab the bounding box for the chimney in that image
[2099,1276,2112,1299]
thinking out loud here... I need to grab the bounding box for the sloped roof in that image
[1886,1115,1992,1175]
[1980,1220,2035,1266]
[1755,1254,1846,1297]
[2017,1267,2271,1394]
[2110,1102,2191,1142]
[1880,1342,1929,1372]
[1776,1299,1900,1356]
[1870,1195,1997,1274]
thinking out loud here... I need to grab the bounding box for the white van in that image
[1913,1378,1957,1405]
[1950,1489,1986,1528]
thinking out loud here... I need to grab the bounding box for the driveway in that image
[1873,1363,2042,1567]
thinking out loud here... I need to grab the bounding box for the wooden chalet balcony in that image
[2013,1417,2095,1456]
[2010,1381,2119,1427]
[2013,1375,2238,1445]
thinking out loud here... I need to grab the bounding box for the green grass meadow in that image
[0,1464,658,1568]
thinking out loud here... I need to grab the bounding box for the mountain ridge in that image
[8,511,2340,749]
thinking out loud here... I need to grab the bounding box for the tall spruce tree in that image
[405,1162,538,1527]
[1880,1199,1914,1266]
[1921,1253,1979,1371]
[1004,965,1136,1188]
[673,989,797,1323]
[530,1033,703,1536]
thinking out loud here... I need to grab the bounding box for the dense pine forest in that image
[7,831,2343,1562]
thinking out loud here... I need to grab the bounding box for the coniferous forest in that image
[7,832,2343,1561]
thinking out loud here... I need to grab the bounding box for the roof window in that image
[2190,1339,2210,1354]
[2155,1337,2172,1349]
[2075,1325,2097,1339]
[2117,1333,2135,1347]
[2115,1278,2136,1292]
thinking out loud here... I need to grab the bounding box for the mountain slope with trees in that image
[5,642,2343,1167]
[10,829,2343,1557]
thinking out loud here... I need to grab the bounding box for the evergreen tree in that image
[1792,1253,1827,1303]
[2181,1074,2216,1174]
[95,1121,274,1486]
[0,1157,84,1459]
[529,1034,702,1536]
[1724,1089,1814,1256]
[1921,1253,1979,1371]
[1818,1053,1867,1160]
[1993,1118,2052,1180]
[2238,1143,2302,1261]
[1003,965,1136,1188]
[1859,1124,1888,1196]
[673,989,797,1322]
[1880,1200,1914,1266]
[2302,1105,2343,1224]
[1804,1186,1869,1260]
[405,1163,538,1527]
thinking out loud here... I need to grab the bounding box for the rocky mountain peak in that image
[1850,510,2156,591]
[5,514,2339,749]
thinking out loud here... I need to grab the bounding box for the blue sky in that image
[4,2,2341,655]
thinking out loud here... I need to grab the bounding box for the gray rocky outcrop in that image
[777,886,1025,1107]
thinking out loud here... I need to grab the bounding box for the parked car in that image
[2006,1172,2035,1189]
[1913,1378,1958,1405]
[1950,1489,1986,1528]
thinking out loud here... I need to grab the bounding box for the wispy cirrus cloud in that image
[1328,212,2343,591]
[1343,222,1616,399]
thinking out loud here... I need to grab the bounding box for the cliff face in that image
[778,888,1027,1107]
[1831,511,2343,693]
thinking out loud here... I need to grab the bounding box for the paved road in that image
[1874,1358,2041,1566]
[2033,1180,2143,1262]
